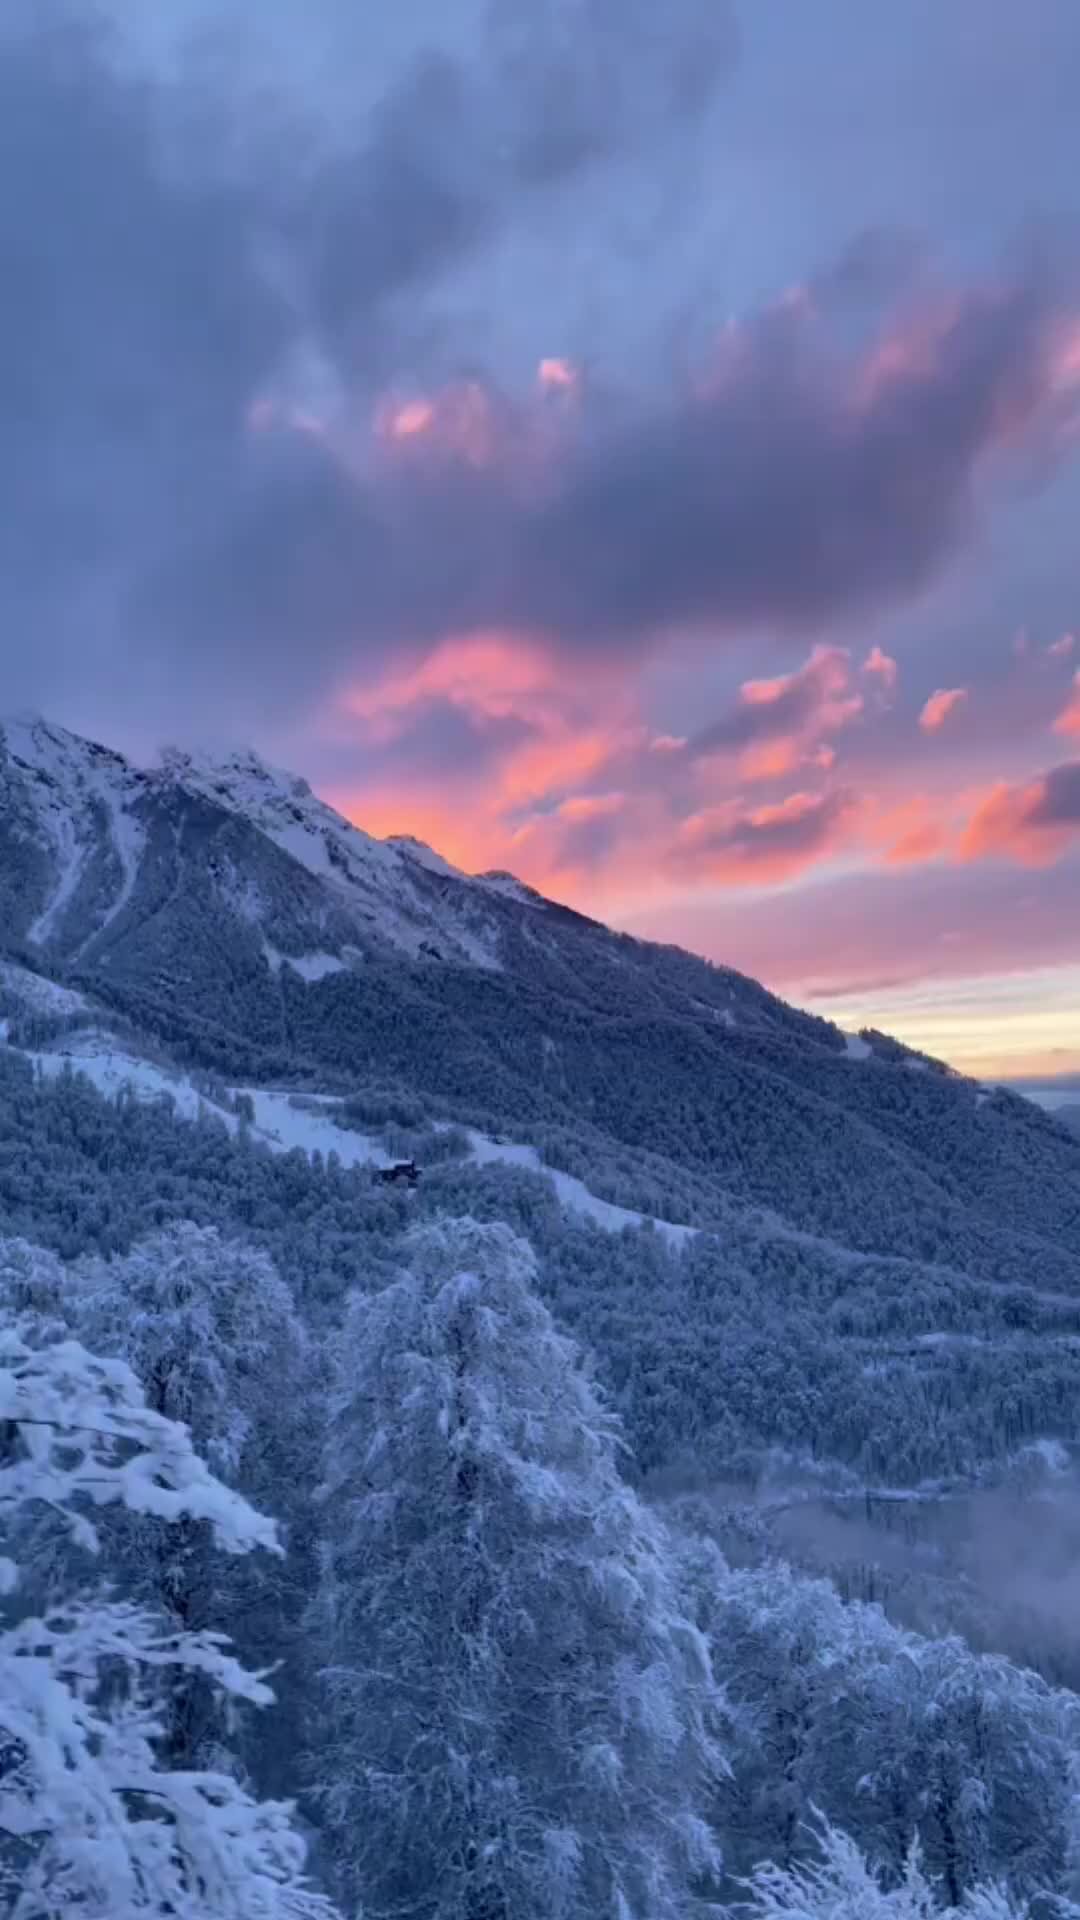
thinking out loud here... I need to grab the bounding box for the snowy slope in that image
[0,958,90,1018]
[0,714,147,950]
[15,1031,385,1168]
[0,719,520,970]
[2,1010,699,1237]
[157,745,508,967]
[464,1129,695,1243]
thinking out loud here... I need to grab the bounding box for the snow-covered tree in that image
[742,1817,1044,1919]
[678,1552,1080,1907]
[74,1224,322,1785]
[308,1216,726,1920]
[0,1319,337,1919]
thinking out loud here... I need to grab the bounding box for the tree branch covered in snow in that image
[0,1321,336,1919]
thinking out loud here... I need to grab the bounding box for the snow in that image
[1024,1436,1071,1474]
[160,743,507,969]
[463,1130,696,1244]
[387,834,463,879]
[842,1031,872,1061]
[26,808,83,945]
[9,1017,697,1235]
[27,1039,238,1128]
[11,1035,386,1170]
[3,719,528,977]
[262,944,347,982]
[476,870,540,906]
[0,960,89,1017]
[291,952,347,983]
[1,715,147,948]
[91,781,145,940]
[229,1088,380,1167]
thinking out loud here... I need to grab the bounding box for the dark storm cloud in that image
[309,0,740,345]
[0,0,738,726]
[1029,761,1080,826]
[511,278,1069,647]
[1,0,1076,746]
[187,265,1075,712]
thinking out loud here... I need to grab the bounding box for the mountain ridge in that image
[2,712,1078,1300]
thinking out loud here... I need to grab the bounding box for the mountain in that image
[0,712,520,973]
[3,713,1077,1274]
[4,710,1080,1655]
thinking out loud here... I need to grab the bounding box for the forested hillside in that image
[3,722,1080,1914]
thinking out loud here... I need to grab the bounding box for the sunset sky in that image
[5,1,1080,1081]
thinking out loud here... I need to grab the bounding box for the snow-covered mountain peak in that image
[161,742,407,880]
[159,733,311,794]
[385,834,467,881]
[1,717,530,971]
[0,716,148,950]
[1,712,135,784]
[151,741,513,966]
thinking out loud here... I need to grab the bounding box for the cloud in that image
[672,787,857,885]
[919,686,968,730]
[622,853,1080,1016]
[960,759,1080,864]
[863,644,899,693]
[1053,670,1080,736]
[510,789,630,878]
[486,280,1080,663]
[688,646,863,767]
[8,0,1080,990]
[1048,633,1075,658]
[873,797,951,865]
[0,0,738,733]
[304,0,740,357]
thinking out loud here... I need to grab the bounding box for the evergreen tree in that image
[308,1216,725,1920]
[75,1223,322,1787]
[0,1319,336,1918]
[743,1818,1045,1920]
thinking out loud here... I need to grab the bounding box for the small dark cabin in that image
[372,1159,420,1188]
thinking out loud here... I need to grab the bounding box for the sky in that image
[3,0,1080,1081]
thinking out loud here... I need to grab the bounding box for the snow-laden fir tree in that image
[0,1316,337,1919]
[308,1216,726,1920]
[742,1817,1053,1920]
[73,1223,322,1788]
[671,1538,1080,1908]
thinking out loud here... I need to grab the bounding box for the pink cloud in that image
[960,761,1080,865]
[672,787,858,886]
[1048,633,1076,659]
[623,858,1080,1063]
[691,645,864,783]
[919,686,968,731]
[863,645,899,693]
[1053,671,1080,737]
[872,797,952,866]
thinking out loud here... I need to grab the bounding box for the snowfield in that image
[3,1032,697,1236]
[463,1130,696,1243]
